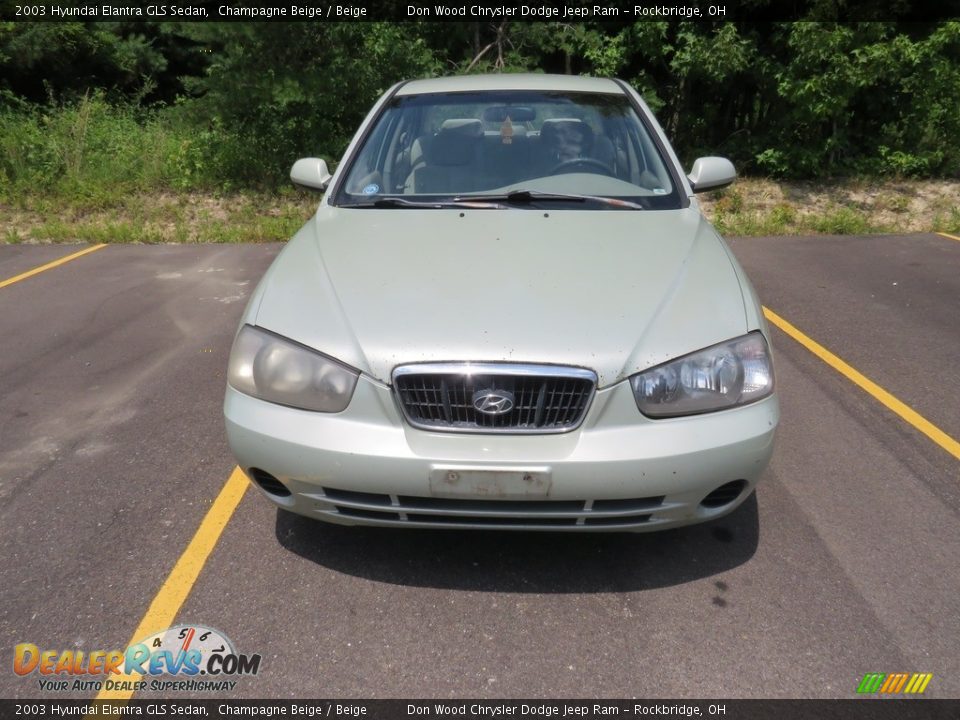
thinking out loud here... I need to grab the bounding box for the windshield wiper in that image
[345,190,644,210]
[346,197,503,209]
[459,189,645,210]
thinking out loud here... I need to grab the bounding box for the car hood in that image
[252,205,749,388]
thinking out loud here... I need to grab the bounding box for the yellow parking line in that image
[95,467,249,701]
[0,244,107,289]
[763,306,960,462]
[935,231,960,243]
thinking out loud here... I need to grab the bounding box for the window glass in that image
[337,90,681,210]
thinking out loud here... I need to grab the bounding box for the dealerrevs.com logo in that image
[13,625,261,693]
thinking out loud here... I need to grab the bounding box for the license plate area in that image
[429,466,552,499]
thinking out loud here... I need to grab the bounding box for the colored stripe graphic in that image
[857,672,932,694]
[856,673,884,693]
[889,673,909,693]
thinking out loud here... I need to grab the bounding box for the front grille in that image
[317,487,664,529]
[393,363,596,433]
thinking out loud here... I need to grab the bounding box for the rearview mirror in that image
[482,106,536,123]
[687,157,736,193]
[291,158,332,191]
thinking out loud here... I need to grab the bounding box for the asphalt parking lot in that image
[1,231,958,700]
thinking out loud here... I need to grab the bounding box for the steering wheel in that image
[548,157,616,177]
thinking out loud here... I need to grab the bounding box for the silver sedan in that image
[224,74,779,532]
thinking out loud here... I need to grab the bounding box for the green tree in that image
[0,22,167,103]
[176,23,441,186]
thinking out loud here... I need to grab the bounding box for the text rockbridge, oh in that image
[404,705,726,717]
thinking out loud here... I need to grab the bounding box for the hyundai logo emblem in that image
[472,389,515,416]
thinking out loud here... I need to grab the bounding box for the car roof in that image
[395,73,624,96]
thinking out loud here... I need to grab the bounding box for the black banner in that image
[3,0,960,23]
[1,700,959,720]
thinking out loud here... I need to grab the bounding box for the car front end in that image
[224,74,779,532]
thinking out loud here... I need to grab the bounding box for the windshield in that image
[334,90,682,210]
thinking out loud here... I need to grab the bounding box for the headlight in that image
[227,325,359,412]
[630,332,773,418]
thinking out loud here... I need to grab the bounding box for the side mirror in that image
[687,156,736,193]
[290,158,332,191]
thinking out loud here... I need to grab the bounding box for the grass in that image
[0,94,317,244]
[939,207,960,233]
[2,97,959,243]
[701,179,960,237]
[2,191,315,244]
[4,180,959,245]
[713,202,879,236]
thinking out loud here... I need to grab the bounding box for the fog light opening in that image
[248,468,291,497]
[700,480,747,509]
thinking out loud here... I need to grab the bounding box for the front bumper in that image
[224,375,778,532]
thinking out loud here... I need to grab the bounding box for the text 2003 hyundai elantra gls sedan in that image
[224,74,779,532]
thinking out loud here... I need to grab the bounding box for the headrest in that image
[439,118,483,138]
[423,120,482,167]
[540,118,594,154]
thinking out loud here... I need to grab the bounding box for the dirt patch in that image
[698,179,960,235]
[0,192,317,244]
